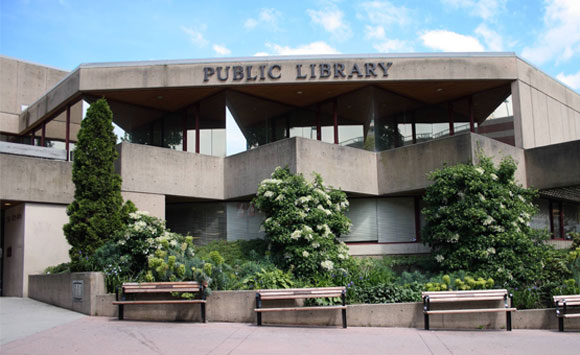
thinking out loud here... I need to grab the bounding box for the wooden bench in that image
[422,289,515,331]
[112,281,206,322]
[554,294,580,332]
[255,287,347,328]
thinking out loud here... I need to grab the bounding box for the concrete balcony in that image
[1,133,537,207]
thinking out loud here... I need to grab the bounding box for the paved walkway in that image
[1,298,579,355]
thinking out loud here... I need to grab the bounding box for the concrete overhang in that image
[20,52,531,135]
[525,140,580,190]
[1,133,528,204]
[116,133,526,201]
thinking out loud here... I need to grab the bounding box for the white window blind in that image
[342,199,378,242]
[226,202,265,241]
[377,197,416,243]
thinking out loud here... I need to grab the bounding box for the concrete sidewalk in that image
[1,298,579,355]
[0,297,85,345]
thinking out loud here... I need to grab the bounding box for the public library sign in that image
[202,61,393,83]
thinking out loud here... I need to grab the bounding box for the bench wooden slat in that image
[553,295,580,300]
[553,294,580,331]
[255,305,347,312]
[123,288,201,294]
[115,281,206,323]
[113,300,206,305]
[255,286,347,328]
[425,308,516,315]
[422,289,513,331]
[425,292,507,298]
[257,287,345,293]
[555,301,580,306]
[260,293,343,300]
[559,313,580,318]
[428,296,506,303]
[424,290,507,297]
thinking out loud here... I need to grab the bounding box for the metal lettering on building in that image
[202,62,392,82]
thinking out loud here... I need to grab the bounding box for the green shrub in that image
[238,267,295,290]
[44,262,71,274]
[63,98,135,266]
[421,155,554,288]
[350,282,423,304]
[253,167,352,279]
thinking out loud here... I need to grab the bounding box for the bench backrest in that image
[553,295,580,306]
[122,281,202,294]
[422,289,509,303]
[257,287,346,300]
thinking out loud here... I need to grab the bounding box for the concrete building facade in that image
[1,53,579,296]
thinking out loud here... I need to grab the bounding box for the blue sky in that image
[1,0,579,91]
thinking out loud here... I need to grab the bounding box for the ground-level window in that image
[530,198,580,240]
[166,201,264,244]
[341,197,420,244]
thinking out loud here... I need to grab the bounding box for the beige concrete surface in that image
[117,142,225,200]
[2,205,25,297]
[0,154,73,204]
[29,274,576,331]
[525,140,580,190]
[513,59,580,149]
[224,138,298,199]
[0,56,68,134]
[470,134,527,186]
[23,204,70,297]
[296,138,378,195]
[121,191,165,219]
[377,133,473,195]
[28,272,106,315]
[0,297,85,345]
[2,315,580,355]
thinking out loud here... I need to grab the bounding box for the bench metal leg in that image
[506,311,512,331]
[256,293,262,326]
[118,304,124,320]
[423,296,430,330]
[201,303,206,323]
[341,290,347,328]
[558,317,564,332]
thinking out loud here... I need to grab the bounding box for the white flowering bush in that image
[422,156,552,287]
[253,167,352,279]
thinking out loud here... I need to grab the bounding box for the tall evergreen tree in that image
[63,98,132,264]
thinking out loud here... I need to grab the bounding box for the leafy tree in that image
[421,156,553,287]
[63,98,134,265]
[253,167,352,279]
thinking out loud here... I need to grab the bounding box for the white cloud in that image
[421,30,485,52]
[358,1,411,27]
[475,23,503,51]
[213,44,231,56]
[442,0,506,21]
[244,18,258,29]
[253,52,270,57]
[365,25,386,40]
[373,39,414,53]
[307,7,352,40]
[521,0,580,65]
[244,8,282,31]
[365,25,413,52]
[258,41,340,56]
[557,69,580,90]
[180,26,208,47]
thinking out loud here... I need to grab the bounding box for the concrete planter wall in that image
[29,273,580,330]
[28,272,107,315]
